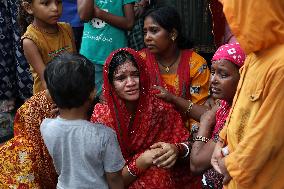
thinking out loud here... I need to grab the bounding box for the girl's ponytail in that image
[18,0,33,35]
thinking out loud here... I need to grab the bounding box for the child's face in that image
[113,61,140,103]
[210,59,240,104]
[29,0,62,25]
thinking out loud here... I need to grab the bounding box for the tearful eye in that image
[114,75,126,81]
[221,74,228,78]
[131,71,140,77]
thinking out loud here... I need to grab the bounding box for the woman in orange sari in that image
[140,7,211,130]
[0,91,57,188]
[91,48,201,188]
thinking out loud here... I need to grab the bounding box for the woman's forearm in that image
[190,120,215,174]
[122,166,136,187]
[170,95,209,121]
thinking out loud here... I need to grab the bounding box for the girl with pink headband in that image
[190,43,245,189]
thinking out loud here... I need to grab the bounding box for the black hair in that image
[144,6,192,49]
[44,52,95,109]
[108,50,138,83]
[18,0,34,35]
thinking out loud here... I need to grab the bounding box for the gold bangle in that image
[186,100,194,114]
[194,136,210,143]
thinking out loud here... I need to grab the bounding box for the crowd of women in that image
[0,0,284,189]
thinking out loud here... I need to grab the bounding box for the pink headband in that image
[212,43,246,67]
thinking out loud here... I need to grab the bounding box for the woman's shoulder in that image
[18,91,53,117]
[138,48,148,60]
[93,103,110,111]
[149,95,178,114]
[182,50,209,76]
[91,103,114,126]
[14,91,54,136]
[182,49,206,65]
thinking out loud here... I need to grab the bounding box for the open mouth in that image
[211,87,221,94]
[146,44,156,49]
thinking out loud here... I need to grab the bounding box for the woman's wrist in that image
[135,152,151,170]
[185,100,194,116]
[193,135,210,143]
[175,142,191,158]
[127,157,146,177]
[197,127,211,138]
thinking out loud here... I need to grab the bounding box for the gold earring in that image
[171,36,176,41]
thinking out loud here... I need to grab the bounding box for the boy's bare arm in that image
[77,0,94,21]
[106,170,124,189]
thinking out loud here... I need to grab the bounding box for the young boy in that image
[40,52,125,189]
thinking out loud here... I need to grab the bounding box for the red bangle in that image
[127,158,145,177]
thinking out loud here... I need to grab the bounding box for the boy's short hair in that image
[44,52,95,109]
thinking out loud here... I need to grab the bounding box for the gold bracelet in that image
[186,100,194,114]
[194,136,210,143]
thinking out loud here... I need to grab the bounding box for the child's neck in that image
[32,20,58,34]
[58,107,89,121]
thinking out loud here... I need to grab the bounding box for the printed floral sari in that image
[91,48,201,189]
[0,91,57,188]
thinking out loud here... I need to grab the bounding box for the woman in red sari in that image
[91,48,201,188]
[140,7,211,131]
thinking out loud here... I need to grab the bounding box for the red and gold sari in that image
[0,91,57,188]
[91,48,201,188]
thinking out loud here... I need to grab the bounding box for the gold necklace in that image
[157,50,180,73]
